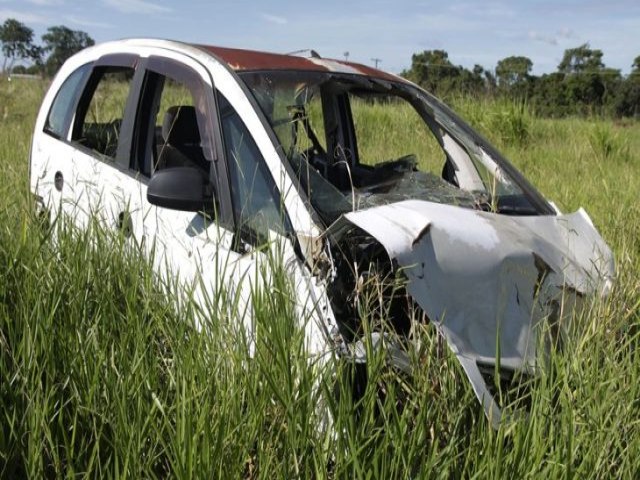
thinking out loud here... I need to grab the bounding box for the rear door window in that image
[71,66,135,160]
[44,63,92,138]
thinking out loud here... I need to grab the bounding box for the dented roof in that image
[196,44,404,83]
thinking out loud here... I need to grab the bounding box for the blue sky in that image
[2,0,639,74]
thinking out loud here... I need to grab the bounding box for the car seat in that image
[156,105,208,172]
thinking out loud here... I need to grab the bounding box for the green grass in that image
[1,77,639,478]
[349,98,444,175]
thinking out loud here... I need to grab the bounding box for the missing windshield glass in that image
[239,70,552,224]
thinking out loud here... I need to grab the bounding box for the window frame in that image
[216,91,294,246]
[130,54,235,229]
[43,62,93,140]
[68,54,141,167]
[239,69,556,218]
[133,56,219,175]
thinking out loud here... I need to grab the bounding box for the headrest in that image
[162,106,200,144]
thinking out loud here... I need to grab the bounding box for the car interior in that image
[155,105,209,172]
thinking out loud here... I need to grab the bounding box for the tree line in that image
[2,17,638,117]
[401,46,640,117]
[0,18,94,78]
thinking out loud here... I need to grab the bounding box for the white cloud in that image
[447,1,515,19]
[0,9,49,24]
[103,0,171,14]
[528,30,558,46]
[65,15,113,29]
[414,13,486,33]
[25,0,64,5]
[261,13,287,25]
[557,27,576,39]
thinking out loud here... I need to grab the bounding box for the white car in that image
[30,39,614,426]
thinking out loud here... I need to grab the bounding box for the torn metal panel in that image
[333,199,614,424]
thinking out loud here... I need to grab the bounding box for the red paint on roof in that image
[195,44,404,83]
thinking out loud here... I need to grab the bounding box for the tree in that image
[29,45,45,76]
[614,56,640,117]
[457,64,486,95]
[558,43,604,73]
[530,73,568,116]
[495,56,533,88]
[556,44,610,113]
[0,18,38,74]
[42,26,94,76]
[402,50,464,96]
[632,55,640,77]
[483,69,497,93]
[11,64,27,74]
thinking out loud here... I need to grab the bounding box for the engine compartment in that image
[326,225,421,344]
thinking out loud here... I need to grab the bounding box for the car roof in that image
[195,43,405,84]
[90,39,409,85]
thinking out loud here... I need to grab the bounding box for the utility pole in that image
[371,57,382,69]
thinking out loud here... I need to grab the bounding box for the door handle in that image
[117,211,133,238]
[54,171,64,191]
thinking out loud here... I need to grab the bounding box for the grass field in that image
[1,77,639,478]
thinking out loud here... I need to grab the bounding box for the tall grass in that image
[588,122,631,163]
[349,98,443,174]
[0,78,639,478]
[452,96,534,147]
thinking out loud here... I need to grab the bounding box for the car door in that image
[30,62,93,223]
[212,87,338,356]
[32,49,249,327]
[65,55,145,233]
[124,53,268,336]
[132,53,334,353]
[31,54,144,233]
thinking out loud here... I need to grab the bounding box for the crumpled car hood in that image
[333,200,614,425]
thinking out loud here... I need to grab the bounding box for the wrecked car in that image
[30,39,614,425]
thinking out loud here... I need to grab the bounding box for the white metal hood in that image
[336,200,614,425]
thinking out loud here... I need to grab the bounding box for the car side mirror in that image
[147,167,215,213]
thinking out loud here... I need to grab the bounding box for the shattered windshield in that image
[239,70,551,224]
